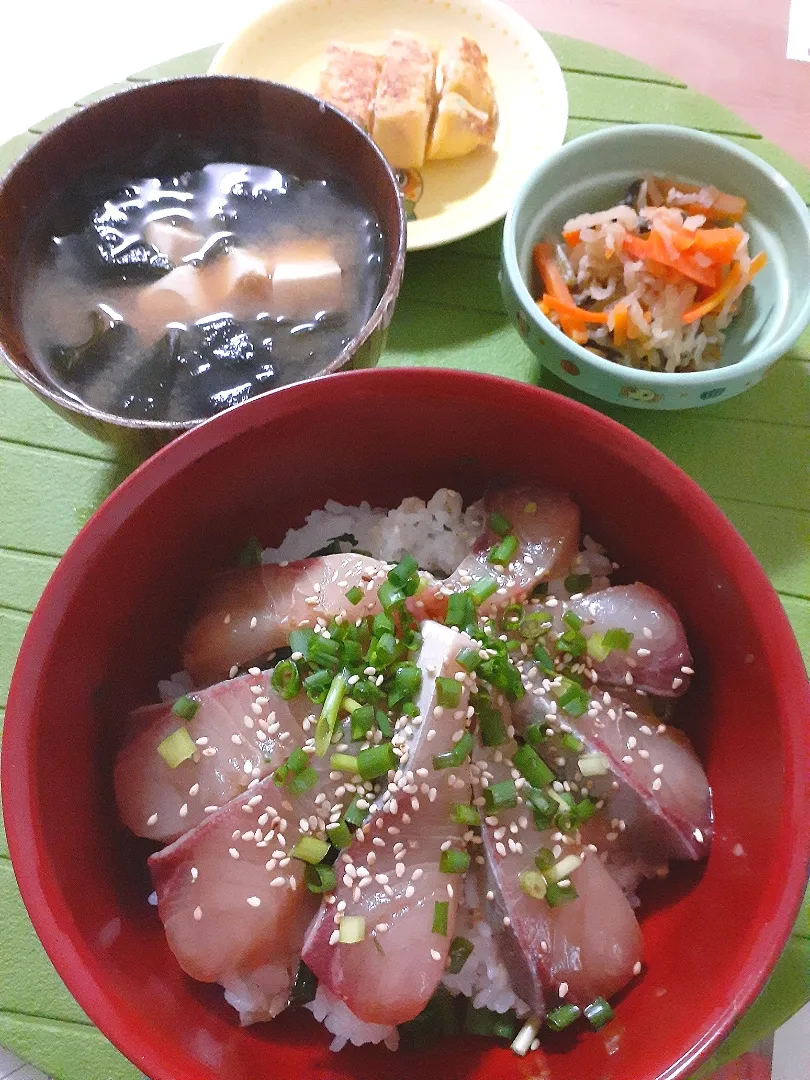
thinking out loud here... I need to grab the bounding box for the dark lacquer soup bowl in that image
[0,76,406,451]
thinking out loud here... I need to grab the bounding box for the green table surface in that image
[0,34,808,1080]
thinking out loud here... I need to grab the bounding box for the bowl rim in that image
[501,123,810,388]
[3,368,810,1080]
[0,74,407,432]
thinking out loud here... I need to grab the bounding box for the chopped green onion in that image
[377,579,405,612]
[314,673,347,755]
[439,848,470,874]
[303,668,333,702]
[388,554,419,588]
[236,535,262,567]
[367,631,396,668]
[574,796,597,823]
[326,820,353,849]
[356,741,398,780]
[465,1002,518,1040]
[511,1018,542,1057]
[519,869,548,900]
[524,724,547,747]
[446,591,475,629]
[342,696,361,714]
[525,789,556,824]
[478,701,507,747]
[271,659,301,700]
[578,752,610,777]
[375,709,393,738]
[390,662,421,704]
[171,695,200,720]
[564,572,592,595]
[546,1004,581,1031]
[489,534,518,566]
[330,753,358,774]
[436,676,462,708]
[544,853,583,885]
[603,627,634,651]
[468,577,498,605]
[533,643,556,674]
[563,611,583,631]
[502,602,523,630]
[488,511,512,537]
[557,682,590,718]
[401,701,420,718]
[308,635,341,668]
[447,935,474,974]
[286,747,309,775]
[584,997,614,1030]
[512,744,555,788]
[519,612,553,639]
[456,647,481,671]
[433,730,474,770]
[560,732,584,753]
[344,585,364,605]
[534,847,555,871]
[288,628,314,656]
[546,881,579,907]
[291,836,330,864]
[344,794,367,827]
[402,626,422,652]
[556,628,587,658]
[450,803,479,827]
[349,703,375,741]
[483,779,518,813]
[157,726,196,768]
[305,862,337,894]
[432,900,450,935]
[287,766,319,795]
[586,632,611,661]
[338,915,365,943]
[273,763,290,785]
[373,612,396,636]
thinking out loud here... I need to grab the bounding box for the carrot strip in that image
[749,251,768,277]
[533,242,581,337]
[690,228,742,265]
[612,303,629,347]
[562,229,581,247]
[623,233,720,289]
[656,177,747,221]
[682,264,743,325]
[541,294,609,323]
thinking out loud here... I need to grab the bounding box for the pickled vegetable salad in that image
[115,486,711,1055]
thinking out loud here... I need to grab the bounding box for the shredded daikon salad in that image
[534,175,767,373]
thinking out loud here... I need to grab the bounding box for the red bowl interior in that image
[3,368,809,1080]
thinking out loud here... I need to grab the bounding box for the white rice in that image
[261,488,485,576]
[306,985,399,1051]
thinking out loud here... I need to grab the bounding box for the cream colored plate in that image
[210,0,568,250]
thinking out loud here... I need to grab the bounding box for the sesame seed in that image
[247,896,261,908]
[559,982,569,998]
[622,755,634,764]
[179,804,188,818]
[202,747,217,758]
[503,916,511,927]
[633,961,642,975]
[652,778,662,791]
[146,813,158,827]
[329,929,340,945]
[733,842,744,856]
[193,906,203,921]
[395,862,405,878]
[229,665,239,679]
[270,876,286,887]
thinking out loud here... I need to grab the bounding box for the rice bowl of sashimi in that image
[3,368,809,1080]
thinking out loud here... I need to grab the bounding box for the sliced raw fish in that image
[477,739,642,1012]
[513,686,711,865]
[149,749,341,1024]
[115,673,295,843]
[559,583,693,697]
[182,553,442,685]
[302,620,477,1026]
[443,486,580,615]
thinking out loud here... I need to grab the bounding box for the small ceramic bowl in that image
[0,76,406,449]
[500,124,810,409]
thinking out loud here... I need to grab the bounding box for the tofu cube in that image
[270,256,343,321]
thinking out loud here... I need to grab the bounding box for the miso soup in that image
[18,135,386,423]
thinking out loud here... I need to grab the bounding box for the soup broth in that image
[18,135,386,423]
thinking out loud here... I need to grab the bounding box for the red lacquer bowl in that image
[3,369,809,1080]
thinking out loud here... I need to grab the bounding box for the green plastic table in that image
[0,35,808,1080]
